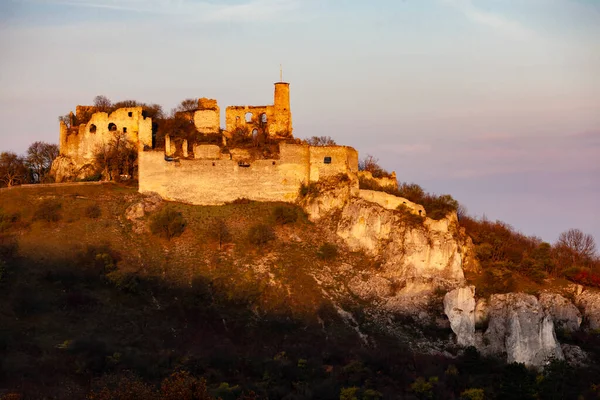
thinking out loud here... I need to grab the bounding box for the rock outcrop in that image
[539,293,582,332]
[482,293,563,367]
[576,289,600,330]
[335,199,465,284]
[50,155,96,182]
[444,286,476,346]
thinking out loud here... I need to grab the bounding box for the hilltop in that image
[1,182,600,399]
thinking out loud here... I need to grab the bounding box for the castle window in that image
[108,123,117,132]
[252,129,258,140]
[245,112,253,123]
[261,113,267,123]
[272,161,276,165]
[89,124,97,133]
[123,127,127,133]
[128,112,133,117]
[324,157,332,164]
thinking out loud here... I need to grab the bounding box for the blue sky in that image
[1,0,599,246]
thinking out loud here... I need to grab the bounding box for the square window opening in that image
[128,112,133,117]
[324,157,332,164]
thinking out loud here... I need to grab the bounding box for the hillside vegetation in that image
[1,184,599,399]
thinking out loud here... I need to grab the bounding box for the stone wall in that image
[224,82,293,138]
[138,143,358,206]
[60,107,152,165]
[193,98,220,134]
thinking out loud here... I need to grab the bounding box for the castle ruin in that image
[53,81,425,216]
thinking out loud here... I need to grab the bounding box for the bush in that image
[247,223,275,246]
[34,199,62,222]
[0,235,18,260]
[317,243,338,260]
[81,172,102,182]
[84,203,102,219]
[299,182,319,198]
[149,207,186,239]
[0,209,20,233]
[273,205,298,225]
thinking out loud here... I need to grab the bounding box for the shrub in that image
[0,234,18,260]
[273,205,298,225]
[0,209,20,233]
[208,218,231,249]
[299,182,319,198]
[460,388,485,400]
[84,203,102,219]
[81,172,102,182]
[34,198,62,222]
[150,207,186,239]
[247,223,275,246]
[0,260,6,283]
[317,243,338,260]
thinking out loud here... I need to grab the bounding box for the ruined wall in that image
[193,98,220,134]
[139,146,310,205]
[224,82,293,138]
[308,146,358,182]
[60,107,152,165]
[138,143,358,205]
[225,105,272,135]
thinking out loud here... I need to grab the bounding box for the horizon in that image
[1,0,598,246]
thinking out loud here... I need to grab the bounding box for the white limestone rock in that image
[335,199,465,285]
[444,286,476,346]
[482,293,563,367]
[539,293,582,332]
[475,298,489,327]
[576,289,600,330]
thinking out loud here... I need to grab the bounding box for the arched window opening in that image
[261,113,267,123]
[89,124,97,133]
[108,123,117,132]
[245,112,253,123]
[252,129,259,140]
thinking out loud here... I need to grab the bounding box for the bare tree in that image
[557,229,597,262]
[95,132,137,181]
[0,152,28,187]
[26,141,59,183]
[209,218,231,250]
[175,98,198,113]
[94,95,112,113]
[303,136,337,146]
[58,114,72,128]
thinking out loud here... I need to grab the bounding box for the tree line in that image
[0,142,59,187]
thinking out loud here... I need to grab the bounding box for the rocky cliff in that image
[302,186,598,368]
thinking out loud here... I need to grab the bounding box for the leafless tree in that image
[303,136,337,146]
[0,152,28,187]
[26,141,59,183]
[94,95,112,113]
[95,132,137,181]
[209,218,231,250]
[58,114,72,128]
[557,228,597,261]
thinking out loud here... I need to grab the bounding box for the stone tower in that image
[273,82,292,136]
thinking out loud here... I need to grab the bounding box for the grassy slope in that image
[1,184,598,399]
[0,183,391,398]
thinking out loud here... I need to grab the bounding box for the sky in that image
[0,0,599,246]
